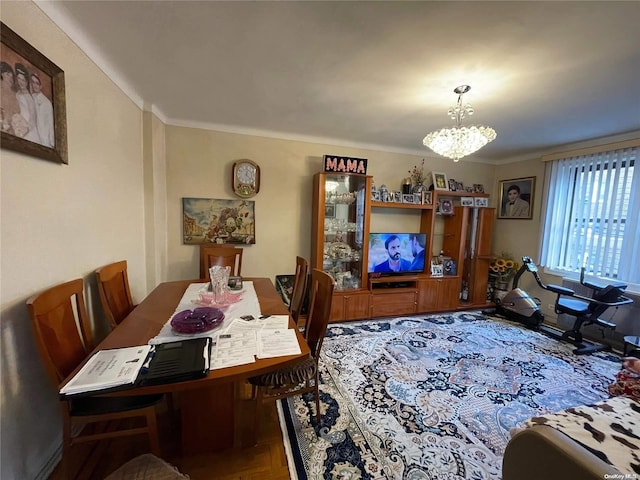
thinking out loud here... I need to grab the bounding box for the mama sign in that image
[323,155,368,174]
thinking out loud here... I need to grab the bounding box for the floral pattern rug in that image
[278,311,621,479]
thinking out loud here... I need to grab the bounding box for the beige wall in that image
[164,126,496,281]
[1,3,147,479]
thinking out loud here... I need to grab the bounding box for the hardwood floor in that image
[49,387,291,480]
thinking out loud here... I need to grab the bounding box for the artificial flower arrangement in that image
[408,158,426,186]
[489,254,520,286]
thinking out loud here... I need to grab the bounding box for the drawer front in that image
[371,292,417,317]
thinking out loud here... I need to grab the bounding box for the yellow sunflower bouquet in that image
[489,254,520,287]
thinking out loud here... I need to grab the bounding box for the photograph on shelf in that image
[442,257,457,276]
[474,184,485,193]
[461,197,474,207]
[402,194,415,204]
[498,176,535,219]
[393,191,402,203]
[431,171,449,191]
[423,191,433,205]
[448,179,457,191]
[413,193,422,204]
[431,261,444,277]
[456,182,464,191]
[439,198,454,215]
[372,190,380,202]
[474,197,489,207]
[325,204,336,217]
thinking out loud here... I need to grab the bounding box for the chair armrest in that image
[503,425,618,480]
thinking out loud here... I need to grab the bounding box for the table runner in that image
[148,281,262,345]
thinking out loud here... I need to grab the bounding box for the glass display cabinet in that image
[311,173,371,292]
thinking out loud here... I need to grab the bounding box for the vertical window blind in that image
[539,145,639,287]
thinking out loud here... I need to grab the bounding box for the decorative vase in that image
[412,182,428,194]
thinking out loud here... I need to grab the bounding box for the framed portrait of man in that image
[498,177,535,219]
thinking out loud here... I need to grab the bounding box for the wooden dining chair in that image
[249,269,334,439]
[27,279,163,478]
[290,256,310,330]
[96,260,136,330]
[199,245,243,279]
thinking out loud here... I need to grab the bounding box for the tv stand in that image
[369,276,419,317]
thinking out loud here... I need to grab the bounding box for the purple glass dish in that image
[170,307,225,334]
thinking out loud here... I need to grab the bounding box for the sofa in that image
[503,395,640,480]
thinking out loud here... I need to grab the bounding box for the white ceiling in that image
[37,1,640,163]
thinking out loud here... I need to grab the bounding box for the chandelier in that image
[423,85,496,162]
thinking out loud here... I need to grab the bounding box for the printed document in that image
[60,345,152,395]
[257,329,302,359]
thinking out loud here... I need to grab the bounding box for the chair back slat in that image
[290,256,309,324]
[305,269,335,359]
[27,278,93,385]
[199,245,243,278]
[96,260,135,329]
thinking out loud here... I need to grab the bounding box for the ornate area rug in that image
[278,311,620,479]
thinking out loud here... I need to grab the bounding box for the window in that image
[539,144,639,290]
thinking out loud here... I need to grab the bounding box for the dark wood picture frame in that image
[498,176,535,219]
[1,22,67,164]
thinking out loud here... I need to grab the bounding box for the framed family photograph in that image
[498,176,535,219]
[431,171,449,191]
[1,22,67,164]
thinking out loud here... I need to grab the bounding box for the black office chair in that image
[525,260,633,354]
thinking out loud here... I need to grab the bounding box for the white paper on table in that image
[210,330,257,370]
[255,315,290,329]
[60,345,152,395]
[257,329,302,359]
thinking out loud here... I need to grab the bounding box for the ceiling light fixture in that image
[422,85,496,162]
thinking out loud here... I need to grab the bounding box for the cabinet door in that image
[436,277,460,310]
[312,173,371,292]
[330,295,345,321]
[417,279,439,312]
[371,292,417,318]
[344,292,371,320]
[417,278,459,312]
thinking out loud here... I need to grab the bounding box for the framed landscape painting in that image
[1,22,67,164]
[183,198,255,245]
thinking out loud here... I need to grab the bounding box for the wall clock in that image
[232,159,260,198]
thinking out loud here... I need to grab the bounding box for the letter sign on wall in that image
[323,155,368,174]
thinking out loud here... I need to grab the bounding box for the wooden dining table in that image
[72,278,309,454]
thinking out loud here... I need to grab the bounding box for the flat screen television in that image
[367,232,427,275]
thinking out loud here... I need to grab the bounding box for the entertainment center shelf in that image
[311,172,495,323]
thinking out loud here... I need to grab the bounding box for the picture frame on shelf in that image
[439,198,454,215]
[393,191,402,203]
[474,197,489,207]
[1,22,68,164]
[461,197,474,207]
[498,176,535,219]
[431,171,449,191]
[456,182,464,191]
[442,257,457,276]
[448,179,457,191]
[473,184,485,193]
[413,193,422,204]
[431,262,444,277]
[372,190,380,202]
[402,194,414,204]
[423,191,433,204]
[325,204,336,217]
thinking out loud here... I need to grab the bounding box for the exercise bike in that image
[486,256,633,355]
